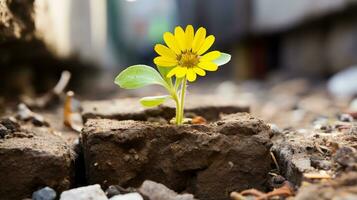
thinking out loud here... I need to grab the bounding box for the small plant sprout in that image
[114,25,231,125]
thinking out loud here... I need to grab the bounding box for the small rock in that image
[269,123,281,135]
[0,124,8,139]
[31,115,50,127]
[311,157,332,170]
[1,118,20,132]
[105,185,121,198]
[312,117,333,132]
[105,185,137,198]
[110,193,143,200]
[60,184,108,200]
[16,104,49,127]
[32,187,56,200]
[334,147,357,168]
[139,180,196,200]
[269,175,286,188]
[327,66,357,98]
[313,123,332,133]
[339,114,354,122]
[0,118,20,139]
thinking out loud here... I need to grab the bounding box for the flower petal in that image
[187,68,197,82]
[163,32,181,55]
[192,27,206,53]
[193,67,206,76]
[167,66,187,78]
[176,66,188,78]
[154,44,177,59]
[198,61,218,71]
[174,26,186,51]
[185,25,194,50]
[167,67,179,78]
[197,35,215,55]
[200,51,221,61]
[154,56,178,67]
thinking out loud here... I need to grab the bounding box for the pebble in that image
[334,147,357,168]
[269,123,282,135]
[0,118,20,139]
[339,114,354,122]
[312,117,334,133]
[327,66,357,97]
[139,180,196,200]
[313,123,333,133]
[0,124,8,139]
[110,193,143,200]
[60,184,108,200]
[270,175,286,188]
[32,187,57,200]
[105,185,121,198]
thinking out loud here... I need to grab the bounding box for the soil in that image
[0,118,75,200]
[0,78,356,199]
[81,113,272,200]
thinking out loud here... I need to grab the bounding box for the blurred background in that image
[1,0,357,102]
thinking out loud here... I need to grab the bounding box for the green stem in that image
[177,77,187,125]
[172,94,180,124]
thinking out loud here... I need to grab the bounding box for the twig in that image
[270,151,280,172]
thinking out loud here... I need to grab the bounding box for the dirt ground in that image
[0,78,356,199]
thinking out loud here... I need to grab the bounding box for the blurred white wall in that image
[252,0,351,33]
[34,0,114,69]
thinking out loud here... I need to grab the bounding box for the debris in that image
[295,172,357,200]
[339,113,354,122]
[22,71,71,108]
[232,181,295,200]
[63,91,83,132]
[16,103,49,127]
[59,184,108,200]
[32,187,57,200]
[303,171,332,180]
[270,151,280,171]
[191,116,207,124]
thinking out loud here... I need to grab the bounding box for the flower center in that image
[177,51,199,68]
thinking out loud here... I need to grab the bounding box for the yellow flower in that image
[153,25,221,82]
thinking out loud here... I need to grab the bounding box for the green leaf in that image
[157,66,174,87]
[114,65,168,89]
[213,53,231,66]
[157,66,171,78]
[139,95,169,107]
